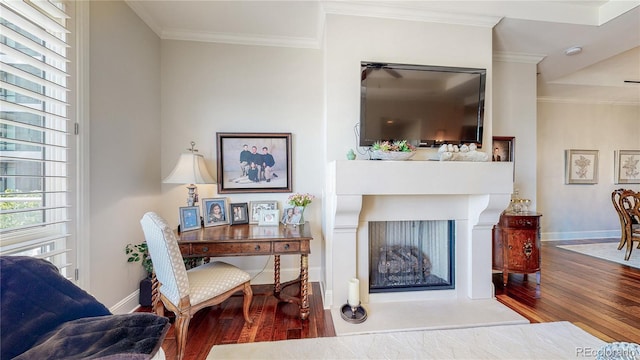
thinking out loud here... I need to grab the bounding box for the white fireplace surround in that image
[324,160,513,308]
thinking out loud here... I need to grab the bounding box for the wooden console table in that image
[492,211,542,287]
[177,222,312,320]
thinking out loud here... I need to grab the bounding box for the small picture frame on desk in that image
[249,200,278,224]
[202,198,229,227]
[259,209,280,226]
[230,202,249,225]
[179,206,201,232]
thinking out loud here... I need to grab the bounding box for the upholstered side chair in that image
[140,212,252,360]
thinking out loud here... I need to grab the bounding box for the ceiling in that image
[125,0,640,105]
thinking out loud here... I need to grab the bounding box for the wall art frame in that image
[614,150,640,184]
[179,206,201,232]
[491,136,514,162]
[230,202,249,225]
[216,132,292,193]
[202,197,229,227]
[248,200,278,224]
[565,149,599,184]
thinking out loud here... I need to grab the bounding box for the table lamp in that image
[163,141,215,206]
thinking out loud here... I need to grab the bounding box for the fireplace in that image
[369,220,454,293]
[324,160,513,308]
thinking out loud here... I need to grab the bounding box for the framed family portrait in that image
[614,150,640,184]
[202,197,229,227]
[216,132,292,194]
[248,200,278,224]
[230,202,249,225]
[179,206,201,232]
[565,149,599,184]
[491,136,514,162]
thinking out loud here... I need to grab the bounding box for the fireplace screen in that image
[369,220,454,292]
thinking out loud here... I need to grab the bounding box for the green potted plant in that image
[125,242,154,306]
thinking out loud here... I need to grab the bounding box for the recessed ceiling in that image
[125,0,640,104]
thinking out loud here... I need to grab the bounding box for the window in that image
[1,0,73,277]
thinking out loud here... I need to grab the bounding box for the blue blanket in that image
[1,256,169,359]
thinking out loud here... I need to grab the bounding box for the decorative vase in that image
[297,206,306,225]
[139,276,153,307]
[370,150,416,161]
[347,149,356,160]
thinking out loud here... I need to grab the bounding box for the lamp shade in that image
[163,153,215,184]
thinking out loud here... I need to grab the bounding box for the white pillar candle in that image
[348,278,360,306]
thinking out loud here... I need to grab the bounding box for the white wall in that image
[89,1,161,309]
[493,60,538,208]
[537,101,640,240]
[159,40,325,285]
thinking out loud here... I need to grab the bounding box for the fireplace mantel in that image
[324,160,513,308]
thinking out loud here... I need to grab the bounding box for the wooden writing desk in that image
[177,222,312,320]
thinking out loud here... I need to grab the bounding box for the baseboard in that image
[110,290,140,314]
[541,230,620,241]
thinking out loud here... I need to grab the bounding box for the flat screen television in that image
[359,62,486,148]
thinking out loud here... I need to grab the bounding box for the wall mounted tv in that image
[359,62,486,148]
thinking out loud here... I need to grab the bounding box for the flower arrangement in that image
[288,193,315,207]
[371,140,416,153]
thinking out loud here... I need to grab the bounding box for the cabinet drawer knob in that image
[284,244,290,250]
[202,246,208,252]
[254,245,261,251]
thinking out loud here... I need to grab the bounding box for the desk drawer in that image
[192,242,271,256]
[274,241,300,253]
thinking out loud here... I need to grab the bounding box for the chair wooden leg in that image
[174,313,191,360]
[242,282,253,325]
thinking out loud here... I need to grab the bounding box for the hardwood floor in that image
[495,238,640,344]
[144,239,639,360]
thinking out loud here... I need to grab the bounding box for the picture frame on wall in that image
[216,132,292,193]
[565,149,599,184]
[202,197,229,227]
[491,136,514,162]
[248,200,278,224]
[179,206,201,232]
[230,202,249,225]
[614,150,640,184]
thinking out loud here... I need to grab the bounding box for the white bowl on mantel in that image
[370,150,416,161]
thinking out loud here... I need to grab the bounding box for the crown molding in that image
[493,51,546,64]
[161,29,322,49]
[322,1,502,28]
[537,96,639,106]
[124,0,162,36]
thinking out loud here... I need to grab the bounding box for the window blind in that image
[0,0,72,276]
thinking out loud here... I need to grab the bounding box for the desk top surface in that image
[177,222,312,243]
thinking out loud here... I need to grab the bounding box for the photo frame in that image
[249,200,278,224]
[491,136,514,162]
[230,202,249,225]
[202,197,229,227]
[217,132,292,193]
[565,149,599,184]
[614,150,640,184]
[259,209,280,226]
[179,206,201,232]
[281,206,304,225]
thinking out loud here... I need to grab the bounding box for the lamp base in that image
[340,302,367,323]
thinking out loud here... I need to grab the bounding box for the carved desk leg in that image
[274,254,281,295]
[300,254,309,320]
